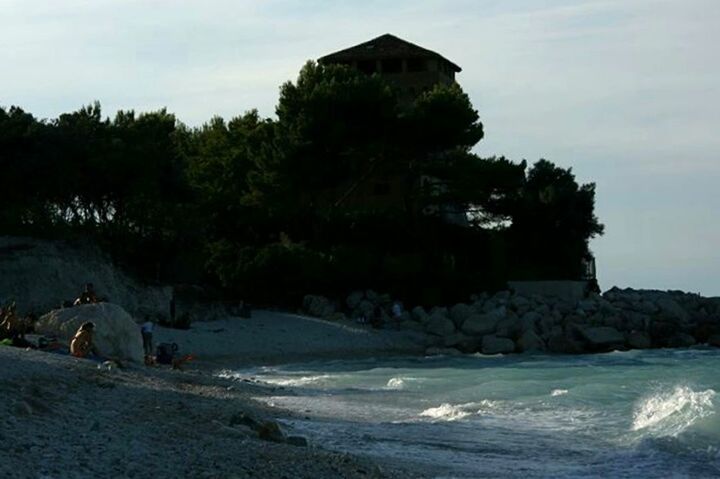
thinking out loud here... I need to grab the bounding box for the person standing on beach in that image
[141,319,154,358]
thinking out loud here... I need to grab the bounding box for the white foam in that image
[420,403,474,421]
[261,375,333,387]
[632,386,716,436]
[551,389,569,397]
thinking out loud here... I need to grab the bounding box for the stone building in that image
[315,34,467,225]
[318,33,461,103]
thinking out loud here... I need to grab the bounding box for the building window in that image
[373,182,391,196]
[381,58,402,73]
[407,58,426,72]
[357,60,377,74]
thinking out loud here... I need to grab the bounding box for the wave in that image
[551,389,568,397]
[632,385,716,438]
[419,400,500,422]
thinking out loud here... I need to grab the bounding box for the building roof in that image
[318,33,462,73]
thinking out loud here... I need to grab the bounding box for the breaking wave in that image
[632,385,716,437]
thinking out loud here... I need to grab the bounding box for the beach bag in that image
[156,342,178,365]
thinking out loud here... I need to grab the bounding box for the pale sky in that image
[2,0,718,295]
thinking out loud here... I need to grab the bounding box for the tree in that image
[508,159,604,279]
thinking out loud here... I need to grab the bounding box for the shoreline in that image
[1,310,432,479]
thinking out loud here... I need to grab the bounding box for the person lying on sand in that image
[70,321,101,358]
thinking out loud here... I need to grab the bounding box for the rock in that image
[516,330,545,352]
[707,335,720,347]
[399,320,425,333]
[648,319,676,346]
[411,306,430,324]
[229,412,261,430]
[547,333,585,354]
[495,316,522,339]
[449,303,474,326]
[626,331,651,349]
[481,335,515,354]
[425,314,456,337]
[510,295,530,311]
[579,326,625,350]
[667,333,696,348]
[461,308,505,336]
[256,420,286,443]
[656,297,688,321]
[302,295,335,319]
[36,303,144,362]
[286,436,308,447]
[442,333,472,349]
[493,291,511,301]
[346,291,364,310]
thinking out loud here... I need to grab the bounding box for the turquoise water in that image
[221,349,720,478]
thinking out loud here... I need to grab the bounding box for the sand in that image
[0,310,431,478]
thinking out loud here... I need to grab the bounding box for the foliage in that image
[0,61,603,304]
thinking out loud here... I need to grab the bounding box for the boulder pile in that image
[303,287,720,355]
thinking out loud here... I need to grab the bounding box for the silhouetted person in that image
[74,283,99,306]
[141,318,154,358]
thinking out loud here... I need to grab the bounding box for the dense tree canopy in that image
[0,61,603,305]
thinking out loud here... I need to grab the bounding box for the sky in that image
[1,0,718,295]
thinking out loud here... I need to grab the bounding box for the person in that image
[391,301,403,319]
[0,302,21,340]
[70,322,100,358]
[73,283,99,306]
[169,289,176,326]
[141,318,154,358]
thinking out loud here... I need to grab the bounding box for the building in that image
[315,34,467,225]
[318,33,461,102]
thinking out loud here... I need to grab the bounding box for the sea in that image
[219,348,720,478]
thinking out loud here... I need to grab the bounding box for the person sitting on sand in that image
[70,321,100,358]
[73,283,99,306]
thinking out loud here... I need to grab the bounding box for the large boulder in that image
[516,330,545,353]
[656,297,688,322]
[626,331,652,349]
[547,332,585,354]
[495,315,523,339]
[449,303,474,326]
[481,335,515,354]
[411,306,431,324]
[579,326,625,350]
[461,307,505,336]
[36,303,143,362]
[426,314,456,337]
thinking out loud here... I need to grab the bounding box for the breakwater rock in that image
[303,288,720,355]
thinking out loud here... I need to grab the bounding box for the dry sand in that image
[1,310,431,478]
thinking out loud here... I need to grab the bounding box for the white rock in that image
[36,303,144,362]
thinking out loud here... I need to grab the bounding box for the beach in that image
[0,310,430,479]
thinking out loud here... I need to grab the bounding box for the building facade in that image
[318,33,461,103]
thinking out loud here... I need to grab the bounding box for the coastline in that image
[1,311,431,479]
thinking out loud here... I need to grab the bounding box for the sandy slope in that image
[0,311,430,478]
